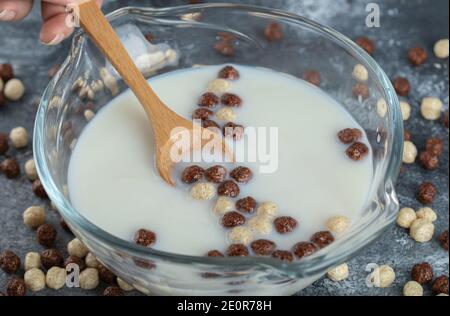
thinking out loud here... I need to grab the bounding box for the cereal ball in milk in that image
[24,159,38,181]
[326,216,350,234]
[190,182,216,200]
[45,267,67,290]
[4,78,25,101]
[410,218,435,243]
[403,141,417,164]
[215,107,236,122]
[9,126,28,149]
[207,79,231,95]
[256,202,278,218]
[79,268,99,290]
[67,238,89,258]
[23,206,45,228]
[327,263,349,282]
[421,97,443,120]
[416,207,437,222]
[403,281,423,296]
[396,207,417,228]
[400,101,411,121]
[247,216,273,235]
[228,226,254,245]
[24,252,41,271]
[376,98,387,118]
[434,39,449,58]
[24,268,46,292]
[213,196,234,215]
[352,64,369,82]
[370,265,396,288]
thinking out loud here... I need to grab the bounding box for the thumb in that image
[0,0,34,21]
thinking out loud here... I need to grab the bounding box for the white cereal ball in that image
[9,126,28,149]
[400,101,411,121]
[213,196,234,215]
[24,252,41,271]
[4,78,25,101]
[24,159,38,181]
[190,182,216,200]
[215,107,236,122]
[207,79,231,95]
[437,293,449,296]
[24,268,46,292]
[23,206,46,228]
[247,216,272,235]
[327,263,349,282]
[416,207,437,222]
[84,109,95,122]
[228,226,254,245]
[67,238,89,258]
[396,207,417,228]
[256,202,278,218]
[421,97,443,120]
[0,78,4,92]
[79,268,99,290]
[410,218,435,242]
[376,98,387,118]
[403,141,417,164]
[85,252,100,268]
[117,277,134,291]
[403,281,423,296]
[326,216,350,234]
[352,64,369,82]
[434,39,449,58]
[370,265,396,288]
[46,267,67,290]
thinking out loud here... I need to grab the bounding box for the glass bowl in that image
[34,3,403,296]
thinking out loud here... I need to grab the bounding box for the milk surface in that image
[68,65,373,256]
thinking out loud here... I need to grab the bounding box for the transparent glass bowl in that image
[34,4,403,295]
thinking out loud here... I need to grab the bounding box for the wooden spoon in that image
[76,0,231,185]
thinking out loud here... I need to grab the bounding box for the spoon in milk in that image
[76,0,231,186]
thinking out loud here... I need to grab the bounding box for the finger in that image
[40,0,103,45]
[0,0,33,21]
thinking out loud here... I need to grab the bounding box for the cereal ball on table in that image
[434,39,449,58]
[0,250,21,273]
[9,126,28,149]
[79,268,99,290]
[85,252,100,268]
[369,265,395,288]
[4,78,25,101]
[403,281,423,296]
[416,207,437,222]
[24,252,41,271]
[421,97,443,120]
[67,238,89,258]
[23,206,45,228]
[402,141,417,164]
[396,207,417,228]
[45,267,67,290]
[327,263,349,282]
[24,159,38,181]
[400,101,411,121]
[24,268,46,292]
[410,218,435,242]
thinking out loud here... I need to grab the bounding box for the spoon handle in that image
[77,0,168,121]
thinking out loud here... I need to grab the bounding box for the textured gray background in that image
[0,0,448,296]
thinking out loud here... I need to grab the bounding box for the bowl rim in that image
[34,3,403,277]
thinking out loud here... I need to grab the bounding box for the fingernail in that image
[41,33,65,46]
[0,9,16,21]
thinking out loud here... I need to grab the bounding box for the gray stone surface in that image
[0,0,448,296]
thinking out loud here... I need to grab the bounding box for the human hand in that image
[0,0,102,45]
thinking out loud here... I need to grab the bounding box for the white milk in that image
[68,65,373,256]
